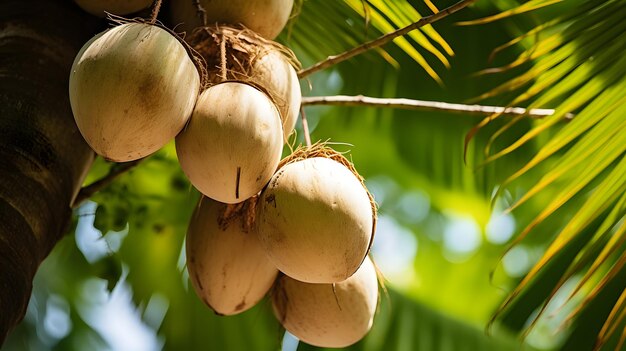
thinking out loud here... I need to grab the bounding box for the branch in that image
[300,106,312,147]
[298,0,476,78]
[72,159,143,208]
[301,95,575,119]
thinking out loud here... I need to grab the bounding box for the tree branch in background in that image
[297,0,477,78]
[300,107,312,147]
[72,159,143,208]
[301,95,575,120]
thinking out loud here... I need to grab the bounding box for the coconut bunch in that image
[261,145,381,348]
[69,0,300,205]
[70,0,381,348]
[185,144,381,348]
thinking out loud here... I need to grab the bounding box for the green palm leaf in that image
[471,0,626,348]
[282,0,453,82]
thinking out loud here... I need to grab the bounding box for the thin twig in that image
[301,95,575,119]
[298,0,476,78]
[149,0,162,24]
[72,159,143,208]
[300,106,312,147]
[220,34,227,81]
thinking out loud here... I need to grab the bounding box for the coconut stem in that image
[219,34,227,81]
[149,0,162,24]
[298,0,476,78]
[192,0,208,26]
[300,107,312,147]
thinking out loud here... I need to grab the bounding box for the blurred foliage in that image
[297,290,532,351]
[3,0,624,350]
[460,0,626,348]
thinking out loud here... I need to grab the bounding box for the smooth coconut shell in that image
[251,50,301,140]
[73,0,152,16]
[170,0,293,39]
[257,157,374,283]
[184,26,301,140]
[186,197,278,315]
[176,82,283,204]
[69,23,200,162]
[272,257,378,348]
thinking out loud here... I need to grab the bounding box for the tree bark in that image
[0,0,99,343]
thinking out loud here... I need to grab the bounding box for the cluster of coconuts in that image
[69,0,379,348]
[186,151,379,348]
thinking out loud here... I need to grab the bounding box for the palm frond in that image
[596,289,626,350]
[471,0,626,348]
[457,0,563,25]
[282,0,453,82]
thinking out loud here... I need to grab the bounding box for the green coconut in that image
[69,23,200,162]
[170,0,293,39]
[257,157,375,283]
[176,82,283,204]
[186,197,278,315]
[251,50,301,140]
[273,257,379,348]
[74,0,152,16]
[185,26,301,141]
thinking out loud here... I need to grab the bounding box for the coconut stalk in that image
[0,0,99,343]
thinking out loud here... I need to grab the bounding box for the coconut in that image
[251,50,301,140]
[257,156,375,283]
[272,257,379,348]
[186,197,278,315]
[176,82,283,204]
[73,0,152,16]
[187,26,301,141]
[171,0,293,39]
[69,23,200,162]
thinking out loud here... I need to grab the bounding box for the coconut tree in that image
[0,0,624,350]
[0,0,98,342]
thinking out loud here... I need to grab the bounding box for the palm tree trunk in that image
[0,0,99,343]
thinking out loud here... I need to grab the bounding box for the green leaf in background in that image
[282,0,453,82]
[466,0,626,348]
[296,290,534,351]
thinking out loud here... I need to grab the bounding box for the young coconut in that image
[187,197,278,315]
[187,26,301,141]
[272,256,379,348]
[251,50,301,140]
[170,0,293,39]
[176,82,283,204]
[257,150,376,284]
[73,0,152,16]
[70,23,200,162]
